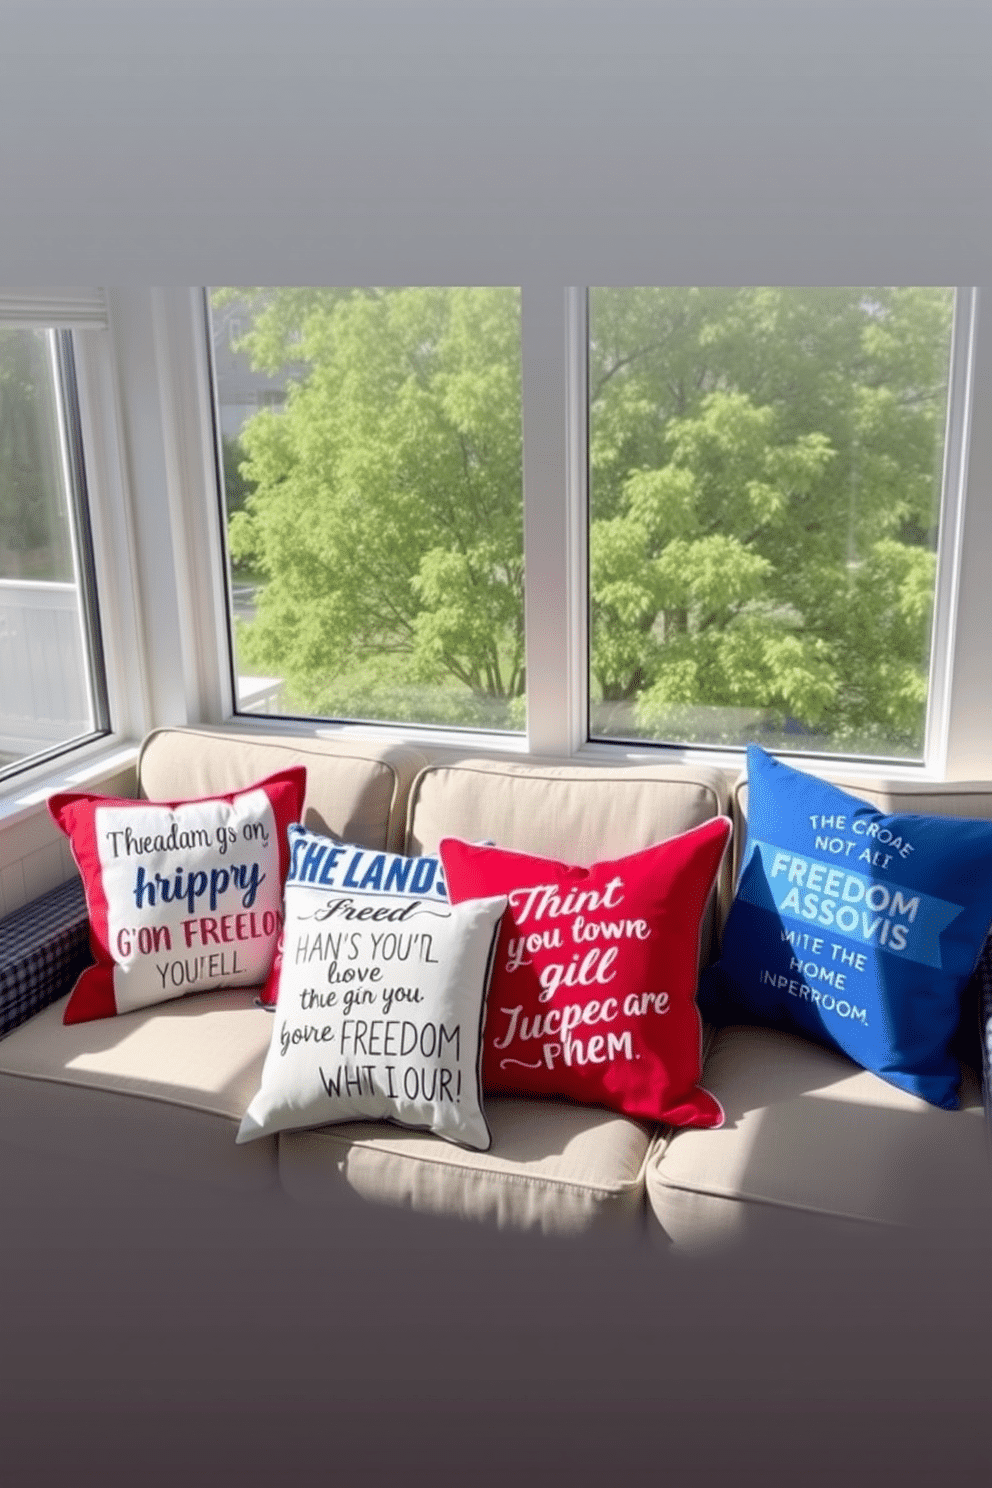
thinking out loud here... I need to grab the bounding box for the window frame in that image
[0,319,110,787]
[207,285,535,745]
[920,286,991,781]
[5,281,987,834]
[202,284,989,783]
[53,330,111,745]
[579,285,977,770]
[0,293,183,824]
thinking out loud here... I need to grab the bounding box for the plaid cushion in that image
[0,877,92,1040]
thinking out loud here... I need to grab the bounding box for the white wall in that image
[1,1,990,285]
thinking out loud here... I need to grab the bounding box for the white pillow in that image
[238,828,506,1151]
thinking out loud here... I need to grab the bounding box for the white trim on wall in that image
[149,288,234,725]
[72,325,151,747]
[932,291,992,781]
[521,284,573,755]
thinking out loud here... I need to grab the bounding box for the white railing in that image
[237,675,284,714]
[0,579,92,757]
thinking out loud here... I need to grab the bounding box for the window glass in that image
[0,328,107,777]
[211,288,525,732]
[587,287,956,759]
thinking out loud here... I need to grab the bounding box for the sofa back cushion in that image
[405,753,731,959]
[731,770,992,880]
[138,727,431,853]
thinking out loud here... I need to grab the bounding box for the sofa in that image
[1,723,991,1256]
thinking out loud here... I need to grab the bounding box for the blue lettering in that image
[383,856,412,893]
[410,857,437,896]
[317,845,345,886]
[133,864,156,909]
[359,854,386,891]
[299,841,328,884]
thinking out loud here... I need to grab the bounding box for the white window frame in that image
[5,281,988,847]
[196,283,991,783]
[924,287,992,781]
[570,285,987,781]
[0,295,146,809]
[0,294,155,924]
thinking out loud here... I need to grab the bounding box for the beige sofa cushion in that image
[731,769,992,881]
[646,1023,992,1250]
[0,989,278,1192]
[278,1097,653,1236]
[138,725,432,852]
[406,754,729,858]
[405,753,731,957]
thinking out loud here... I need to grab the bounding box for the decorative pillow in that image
[238,828,506,1150]
[438,818,732,1129]
[48,768,306,1024]
[706,745,992,1109]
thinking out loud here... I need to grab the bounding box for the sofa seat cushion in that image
[0,989,278,1191]
[646,1023,992,1250]
[278,1096,653,1236]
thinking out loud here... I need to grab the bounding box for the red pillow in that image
[439,817,732,1128]
[48,768,306,1024]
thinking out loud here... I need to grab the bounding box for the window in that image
[196,284,985,775]
[0,324,109,780]
[210,287,525,733]
[586,288,958,762]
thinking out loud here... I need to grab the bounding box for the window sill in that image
[218,710,957,786]
[0,737,140,832]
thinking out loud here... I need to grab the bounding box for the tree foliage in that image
[587,287,953,751]
[225,288,523,726]
[221,285,953,752]
[0,329,71,580]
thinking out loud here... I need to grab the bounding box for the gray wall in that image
[0,0,989,286]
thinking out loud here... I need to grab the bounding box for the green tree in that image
[588,287,953,752]
[221,285,953,754]
[221,433,254,522]
[223,288,523,727]
[0,329,71,580]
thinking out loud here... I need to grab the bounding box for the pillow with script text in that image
[438,818,732,1129]
[706,745,992,1109]
[238,828,506,1151]
[48,769,306,1024]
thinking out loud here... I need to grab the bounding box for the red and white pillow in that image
[439,816,732,1129]
[48,768,306,1024]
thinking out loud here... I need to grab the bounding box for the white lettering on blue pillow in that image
[710,745,992,1109]
[738,840,962,969]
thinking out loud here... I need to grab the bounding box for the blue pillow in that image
[708,745,992,1109]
